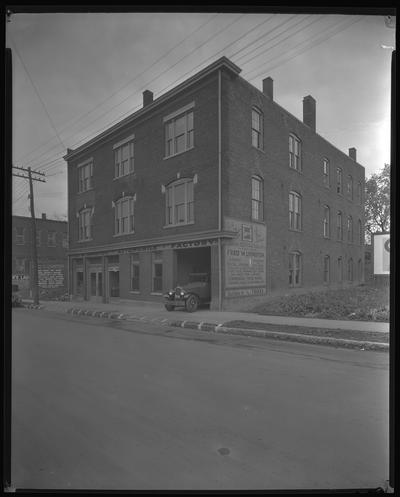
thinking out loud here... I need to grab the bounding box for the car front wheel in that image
[185,294,199,313]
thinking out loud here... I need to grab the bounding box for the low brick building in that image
[12,214,68,298]
[64,56,365,310]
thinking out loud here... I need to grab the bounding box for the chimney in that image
[262,77,273,100]
[41,213,46,220]
[143,90,153,107]
[303,95,316,132]
[349,147,357,161]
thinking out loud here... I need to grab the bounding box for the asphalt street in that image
[11,309,389,491]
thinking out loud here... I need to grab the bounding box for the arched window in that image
[114,196,135,235]
[347,215,353,243]
[337,257,343,282]
[348,258,354,282]
[358,259,363,281]
[323,255,330,284]
[289,191,302,230]
[336,167,343,194]
[323,205,330,238]
[289,134,301,171]
[358,219,363,245]
[337,211,343,240]
[289,251,302,287]
[251,175,263,221]
[323,158,330,187]
[347,175,353,200]
[251,107,263,149]
[165,178,194,226]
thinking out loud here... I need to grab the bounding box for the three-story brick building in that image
[64,56,365,310]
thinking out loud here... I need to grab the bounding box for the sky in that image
[6,10,396,220]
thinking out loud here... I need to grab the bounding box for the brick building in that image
[12,214,68,298]
[64,56,365,310]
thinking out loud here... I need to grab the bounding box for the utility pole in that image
[12,166,46,305]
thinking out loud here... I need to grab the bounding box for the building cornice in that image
[63,57,241,162]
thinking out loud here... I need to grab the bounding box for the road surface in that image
[11,309,389,490]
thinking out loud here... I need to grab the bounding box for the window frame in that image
[36,229,41,247]
[251,107,264,150]
[347,215,353,243]
[251,175,264,221]
[336,167,343,194]
[348,258,354,282]
[164,104,194,158]
[289,191,302,231]
[114,196,135,236]
[47,230,56,247]
[77,159,93,193]
[78,207,92,241]
[323,205,330,238]
[323,255,330,284]
[15,226,25,245]
[337,211,343,241]
[347,175,353,200]
[289,134,302,172]
[358,219,363,246]
[323,158,330,187]
[289,251,302,287]
[337,257,343,282]
[113,134,135,179]
[165,178,194,227]
[152,252,163,294]
[130,255,140,292]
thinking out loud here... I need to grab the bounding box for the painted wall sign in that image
[224,217,267,291]
[374,233,390,274]
[38,264,65,288]
[118,238,219,254]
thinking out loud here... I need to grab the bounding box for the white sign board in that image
[374,234,390,274]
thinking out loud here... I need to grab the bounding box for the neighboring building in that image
[64,56,365,310]
[12,214,68,298]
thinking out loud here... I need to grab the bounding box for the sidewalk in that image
[21,298,389,352]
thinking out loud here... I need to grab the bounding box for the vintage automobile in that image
[12,284,22,307]
[164,272,211,312]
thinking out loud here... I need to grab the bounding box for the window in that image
[62,232,68,248]
[115,196,135,235]
[165,106,194,157]
[337,257,343,282]
[251,108,263,149]
[358,259,363,281]
[130,255,140,291]
[289,191,302,231]
[251,176,263,221]
[15,257,25,273]
[289,134,301,171]
[15,227,25,245]
[152,252,163,293]
[337,211,343,240]
[347,216,353,243]
[47,231,56,247]
[348,258,353,282]
[165,179,194,226]
[323,205,330,238]
[78,208,92,241]
[357,181,363,204]
[323,158,330,187]
[336,167,343,194]
[347,175,353,200]
[78,160,93,193]
[114,138,134,178]
[323,255,330,284]
[36,230,41,247]
[358,219,363,245]
[289,251,302,287]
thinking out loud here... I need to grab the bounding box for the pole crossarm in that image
[12,165,46,181]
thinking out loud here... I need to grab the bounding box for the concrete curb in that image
[169,320,389,352]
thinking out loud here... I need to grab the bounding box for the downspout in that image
[218,69,222,311]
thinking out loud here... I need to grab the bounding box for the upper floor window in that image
[15,257,26,274]
[15,226,25,245]
[289,134,301,171]
[289,251,302,287]
[323,158,330,187]
[78,208,92,241]
[347,215,353,243]
[348,258,354,282]
[337,257,343,282]
[130,254,140,292]
[323,205,330,238]
[78,160,93,193]
[251,176,263,221]
[336,167,343,194]
[358,219,363,245]
[47,231,56,247]
[289,191,302,231]
[114,136,134,178]
[115,196,135,235]
[357,180,363,204]
[347,175,353,200]
[165,178,194,226]
[36,230,41,247]
[337,211,343,240]
[164,104,194,158]
[62,232,68,248]
[251,108,263,149]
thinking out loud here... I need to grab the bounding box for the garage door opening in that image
[175,247,211,307]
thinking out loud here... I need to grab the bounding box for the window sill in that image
[77,188,94,195]
[251,218,265,225]
[252,145,265,154]
[163,146,194,160]
[77,238,93,243]
[113,232,135,237]
[163,221,195,229]
[289,167,302,173]
[288,228,302,233]
[129,291,141,294]
[113,172,136,181]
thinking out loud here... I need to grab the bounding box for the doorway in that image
[89,270,103,301]
[109,270,120,297]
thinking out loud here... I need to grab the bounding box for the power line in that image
[14,13,220,166]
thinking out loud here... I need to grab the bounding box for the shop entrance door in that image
[109,270,120,297]
[89,270,103,301]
